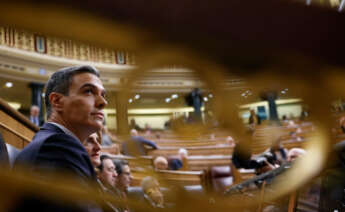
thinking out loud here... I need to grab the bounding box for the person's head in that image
[178,148,188,160]
[130,129,138,137]
[153,156,168,170]
[287,148,306,162]
[141,176,164,207]
[82,131,102,167]
[98,155,118,189]
[45,66,107,141]
[114,160,132,191]
[271,136,283,151]
[30,105,40,117]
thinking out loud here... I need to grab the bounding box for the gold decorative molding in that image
[0,26,135,65]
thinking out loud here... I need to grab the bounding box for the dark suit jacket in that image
[121,136,158,156]
[13,123,101,212]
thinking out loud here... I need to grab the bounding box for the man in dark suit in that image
[13,65,108,211]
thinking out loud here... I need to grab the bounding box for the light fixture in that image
[281,90,286,94]
[171,94,178,99]
[165,98,171,103]
[134,94,140,99]
[241,93,246,97]
[129,98,133,103]
[5,82,13,88]
[203,97,208,102]
[209,94,213,98]
[39,68,46,75]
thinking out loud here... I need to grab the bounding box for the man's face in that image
[60,73,107,133]
[156,161,168,170]
[118,165,132,190]
[30,107,39,117]
[99,158,117,188]
[83,133,101,167]
[146,183,164,206]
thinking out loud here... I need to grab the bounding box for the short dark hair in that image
[98,155,113,172]
[44,65,100,118]
[113,159,129,175]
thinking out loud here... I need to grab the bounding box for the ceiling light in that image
[5,82,13,88]
[203,97,208,102]
[134,94,140,99]
[39,68,46,75]
[241,93,246,96]
[165,98,171,103]
[208,94,213,98]
[129,98,133,103]
[281,90,286,94]
[171,94,178,99]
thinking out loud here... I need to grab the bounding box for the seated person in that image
[121,129,158,156]
[153,149,188,171]
[287,148,306,162]
[154,156,169,170]
[114,159,133,212]
[98,155,118,191]
[141,176,164,208]
[82,131,102,168]
[13,65,107,212]
[101,125,121,155]
[264,137,288,166]
[83,134,119,212]
[168,148,189,170]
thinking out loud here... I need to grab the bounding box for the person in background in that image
[141,176,164,208]
[153,156,168,170]
[287,148,306,162]
[153,149,189,171]
[144,123,152,136]
[129,119,141,131]
[264,137,288,166]
[84,133,119,212]
[121,129,158,156]
[113,159,133,212]
[248,109,261,127]
[82,131,102,168]
[101,125,121,155]
[168,148,188,170]
[29,105,41,126]
[98,155,118,190]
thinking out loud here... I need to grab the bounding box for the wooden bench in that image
[106,154,153,170]
[131,169,205,187]
[187,155,232,171]
[155,140,232,148]
[0,98,38,149]
[147,145,234,157]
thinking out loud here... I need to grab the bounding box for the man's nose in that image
[94,141,101,152]
[96,95,108,108]
[113,171,118,177]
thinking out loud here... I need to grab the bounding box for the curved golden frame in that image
[0,2,337,211]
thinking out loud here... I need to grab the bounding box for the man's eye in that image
[84,89,93,94]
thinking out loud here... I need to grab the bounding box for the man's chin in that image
[89,121,103,131]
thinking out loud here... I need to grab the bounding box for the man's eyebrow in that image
[80,83,105,93]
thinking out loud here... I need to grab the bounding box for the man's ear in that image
[49,92,64,112]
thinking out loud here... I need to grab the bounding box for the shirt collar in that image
[47,122,80,142]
